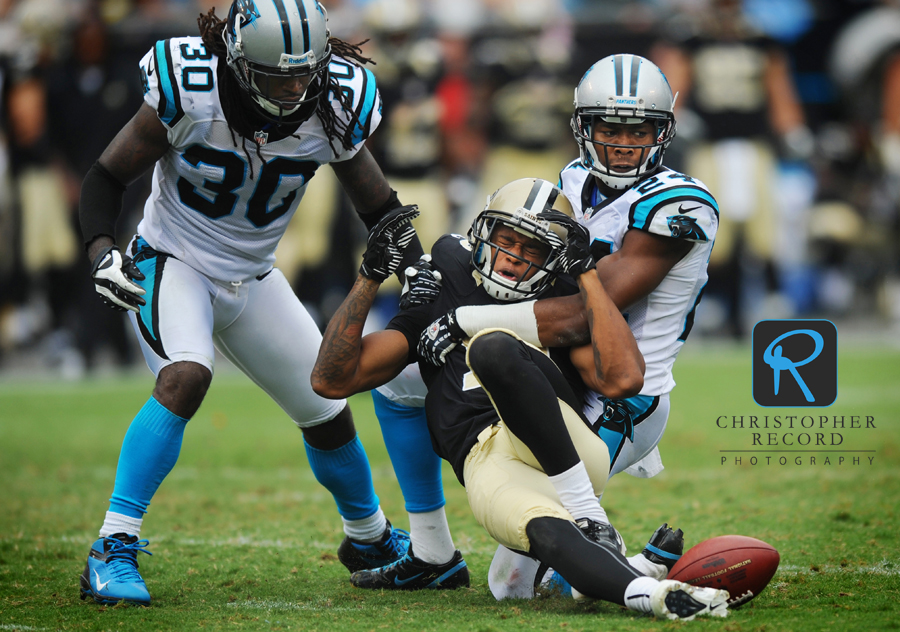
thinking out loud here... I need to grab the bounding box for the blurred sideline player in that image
[311,180,729,620]
[414,54,718,598]
[77,0,420,606]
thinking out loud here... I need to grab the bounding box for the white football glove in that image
[400,254,442,310]
[91,246,146,312]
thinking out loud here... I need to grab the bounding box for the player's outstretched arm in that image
[311,275,411,399]
[312,205,420,399]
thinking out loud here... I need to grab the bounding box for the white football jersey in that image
[137,37,382,282]
[559,161,718,396]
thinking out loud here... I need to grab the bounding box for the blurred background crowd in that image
[0,0,898,378]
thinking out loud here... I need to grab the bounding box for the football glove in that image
[359,205,420,283]
[90,246,146,312]
[400,254,442,310]
[417,309,465,366]
[538,209,595,277]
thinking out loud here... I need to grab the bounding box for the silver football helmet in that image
[225,0,332,121]
[572,54,677,190]
[468,178,570,302]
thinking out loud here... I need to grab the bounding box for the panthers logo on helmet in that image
[233,0,261,26]
[666,214,707,241]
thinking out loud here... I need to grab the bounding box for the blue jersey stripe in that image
[154,40,184,127]
[350,68,377,145]
[630,186,719,230]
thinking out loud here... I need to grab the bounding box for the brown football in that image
[666,535,780,607]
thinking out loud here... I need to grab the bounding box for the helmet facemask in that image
[572,111,675,190]
[469,209,565,302]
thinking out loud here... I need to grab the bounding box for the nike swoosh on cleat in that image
[93,569,110,593]
[677,205,701,213]
[394,573,424,587]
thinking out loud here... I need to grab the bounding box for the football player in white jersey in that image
[415,54,719,598]
[78,0,428,606]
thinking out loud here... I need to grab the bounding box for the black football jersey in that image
[387,234,579,483]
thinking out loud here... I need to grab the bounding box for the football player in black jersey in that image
[311,178,730,620]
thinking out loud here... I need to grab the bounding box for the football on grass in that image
[666,535,780,607]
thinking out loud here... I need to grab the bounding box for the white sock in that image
[548,462,605,524]
[409,509,456,565]
[628,552,669,580]
[99,511,143,538]
[624,576,660,613]
[342,507,387,543]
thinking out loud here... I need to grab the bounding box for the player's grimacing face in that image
[489,224,551,283]
[591,120,656,171]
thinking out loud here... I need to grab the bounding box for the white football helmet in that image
[572,54,677,190]
[468,178,570,302]
[225,0,331,122]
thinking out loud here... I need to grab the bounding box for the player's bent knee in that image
[153,361,212,419]
[468,332,522,383]
[302,404,357,450]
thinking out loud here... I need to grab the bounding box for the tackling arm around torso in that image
[534,228,693,348]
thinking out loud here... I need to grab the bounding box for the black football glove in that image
[417,309,466,366]
[359,205,420,283]
[538,209,595,277]
[399,254,442,310]
[91,245,146,312]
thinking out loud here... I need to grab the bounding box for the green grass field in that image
[1,342,898,631]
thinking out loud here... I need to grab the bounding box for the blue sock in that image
[305,436,380,521]
[108,397,189,519]
[372,390,445,513]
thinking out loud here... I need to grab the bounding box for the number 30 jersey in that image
[137,37,382,282]
[559,161,719,396]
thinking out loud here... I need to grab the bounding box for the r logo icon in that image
[752,320,837,407]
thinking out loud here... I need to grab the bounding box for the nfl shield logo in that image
[254,131,268,146]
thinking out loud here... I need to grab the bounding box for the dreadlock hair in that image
[197,7,374,176]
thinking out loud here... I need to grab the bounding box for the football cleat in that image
[545,519,627,601]
[642,523,684,572]
[337,521,410,573]
[79,533,152,606]
[576,518,626,555]
[350,546,469,590]
[650,579,729,620]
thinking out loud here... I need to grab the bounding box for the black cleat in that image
[575,518,626,555]
[350,546,469,590]
[642,523,684,572]
[337,521,410,573]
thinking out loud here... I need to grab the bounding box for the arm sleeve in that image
[79,161,127,247]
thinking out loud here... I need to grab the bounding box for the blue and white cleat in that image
[337,521,410,573]
[79,533,152,606]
